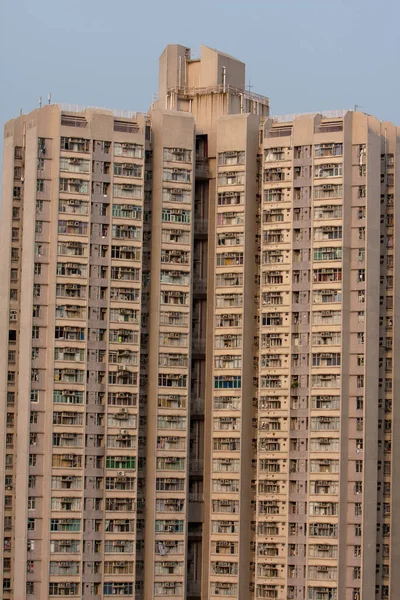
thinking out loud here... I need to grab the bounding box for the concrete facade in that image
[0,44,399,600]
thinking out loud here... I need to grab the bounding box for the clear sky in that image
[1,0,399,132]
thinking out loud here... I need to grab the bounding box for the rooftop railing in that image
[167,84,269,106]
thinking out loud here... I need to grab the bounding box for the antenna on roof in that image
[48,93,52,105]
[247,79,253,93]
[38,96,42,108]
[354,104,363,112]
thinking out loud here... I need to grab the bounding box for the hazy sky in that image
[1,0,400,132]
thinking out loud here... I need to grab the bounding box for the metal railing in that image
[167,84,269,106]
[271,109,349,123]
[57,103,142,120]
[193,279,207,294]
[189,493,204,503]
[191,397,204,415]
[189,459,204,473]
[194,219,208,235]
[192,339,206,355]
[187,581,201,596]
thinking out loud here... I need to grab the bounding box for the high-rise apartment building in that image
[0,43,399,600]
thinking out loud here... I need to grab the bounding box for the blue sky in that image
[1,0,399,132]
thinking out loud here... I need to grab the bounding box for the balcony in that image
[195,157,211,179]
[193,279,207,298]
[191,397,204,417]
[187,581,201,597]
[189,459,204,475]
[192,339,205,357]
[194,218,208,238]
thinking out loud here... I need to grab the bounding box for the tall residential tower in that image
[0,44,399,600]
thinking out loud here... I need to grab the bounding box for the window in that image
[113,183,142,199]
[354,481,362,493]
[10,248,19,261]
[219,170,245,185]
[164,147,192,162]
[358,186,366,199]
[26,582,35,594]
[59,178,89,194]
[219,150,245,165]
[114,142,143,158]
[315,143,343,157]
[313,247,342,261]
[314,163,343,178]
[214,376,241,389]
[60,157,90,173]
